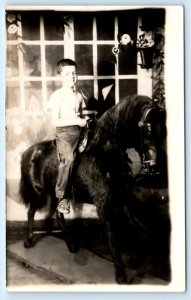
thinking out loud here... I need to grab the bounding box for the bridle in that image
[138,105,163,174]
[78,110,98,153]
[138,106,159,128]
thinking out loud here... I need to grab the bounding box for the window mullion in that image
[64,16,74,60]
[93,17,98,100]
[17,14,25,111]
[40,15,47,109]
[137,16,152,97]
[114,16,119,103]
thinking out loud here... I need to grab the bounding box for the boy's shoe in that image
[57,199,70,214]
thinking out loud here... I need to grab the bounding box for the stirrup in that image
[57,199,70,214]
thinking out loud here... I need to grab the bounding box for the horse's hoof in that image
[24,238,34,248]
[116,276,127,285]
[126,274,135,284]
[67,242,80,253]
[115,269,127,284]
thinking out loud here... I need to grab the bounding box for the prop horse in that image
[20,95,167,284]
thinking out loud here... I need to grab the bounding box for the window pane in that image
[75,45,93,75]
[23,46,41,76]
[140,8,165,31]
[6,45,19,77]
[96,12,115,40]
[46,46,64,76]
[119,79,137,99]
[74,13,93,40]
[118,11,138,41]
[97,45,115,76]
[47,81,62,100]
[117,11,138,76]
[98,79,115,114]
[24,82,42,111]
[44,12,65,41]
[77,80,99,112]
[22,12,40,40]
[6,82,20,109]
[118,45,137,75]
[77,80,94,99]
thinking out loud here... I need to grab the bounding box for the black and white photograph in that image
[5,5,185,292]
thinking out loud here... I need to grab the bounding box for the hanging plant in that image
[111,26,165,107]
[136,31,155,48]
[135,31,155,69]
[112,31,155,69]
[151,27,165,107]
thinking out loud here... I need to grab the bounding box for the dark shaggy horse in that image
[20,95,167,284]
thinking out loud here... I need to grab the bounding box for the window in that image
[6,9,151,115]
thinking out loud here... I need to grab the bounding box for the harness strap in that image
[138,106,158,127]
[137,105,161,172]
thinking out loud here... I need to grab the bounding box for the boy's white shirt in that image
[47,88,86,128]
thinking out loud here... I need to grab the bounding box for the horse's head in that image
[88,95,167,176]
[137,104,167,175]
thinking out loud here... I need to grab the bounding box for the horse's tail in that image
[19,162,33,208]
[19,142,53,209]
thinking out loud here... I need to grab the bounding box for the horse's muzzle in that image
[142,147,159,174]
[142,159,158,174]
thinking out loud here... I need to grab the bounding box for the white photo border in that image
[1,0,190,298]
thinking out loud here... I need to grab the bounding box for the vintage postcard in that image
[5,5,185,292]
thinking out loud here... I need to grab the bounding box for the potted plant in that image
[136,31,155,69]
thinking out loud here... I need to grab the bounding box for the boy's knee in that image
[60,154,75,163]
[65,152,75,161]
[60,156,65,163]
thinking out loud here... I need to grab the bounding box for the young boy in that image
[48,58,87,214]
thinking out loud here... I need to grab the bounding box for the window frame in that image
[6,11,152,113]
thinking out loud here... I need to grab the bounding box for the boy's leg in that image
[55,126,80,213]
[55,158,73,199]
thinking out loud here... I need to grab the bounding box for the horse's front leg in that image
[24,205,36,248]
[101,210,127,284]
[56,210,80,253]
[79,157,127,283]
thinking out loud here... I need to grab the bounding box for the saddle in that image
[77,110,97,153]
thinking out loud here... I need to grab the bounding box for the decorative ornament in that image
[112,33,132,57]
[7,24,18,35]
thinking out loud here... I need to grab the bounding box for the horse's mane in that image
[89,95,154,152]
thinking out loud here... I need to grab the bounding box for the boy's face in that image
[60,65,77,89]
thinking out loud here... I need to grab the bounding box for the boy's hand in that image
[79,118,87,127]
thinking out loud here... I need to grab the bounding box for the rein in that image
[138,105,162,174]
[138,106,159,128]
[78,110,98,153]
